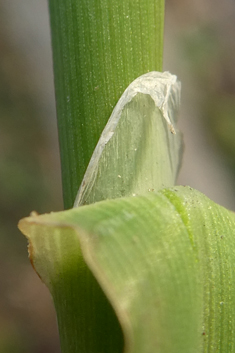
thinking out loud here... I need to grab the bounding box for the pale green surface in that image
[49,0,165,208]
[24,223,123,353]
[19,186,235,353]
[74,72,182,207]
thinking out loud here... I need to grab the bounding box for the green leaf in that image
[18,186,235,353]
[49,0,165,208]
[74,71,182,206]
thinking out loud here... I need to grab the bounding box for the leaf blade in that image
[19,186,235,352]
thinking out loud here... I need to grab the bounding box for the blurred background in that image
[165,0,235,210]
[1,0,235,352]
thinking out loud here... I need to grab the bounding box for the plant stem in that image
[49,0,165,209]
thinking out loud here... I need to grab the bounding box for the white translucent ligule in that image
[74,71,181,207]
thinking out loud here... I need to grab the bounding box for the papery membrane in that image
[74,71,182,207]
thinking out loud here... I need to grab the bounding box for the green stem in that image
[48,1,165,352]
[49,0,165,209]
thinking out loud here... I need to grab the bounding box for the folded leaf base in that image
[19,186,235,353]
